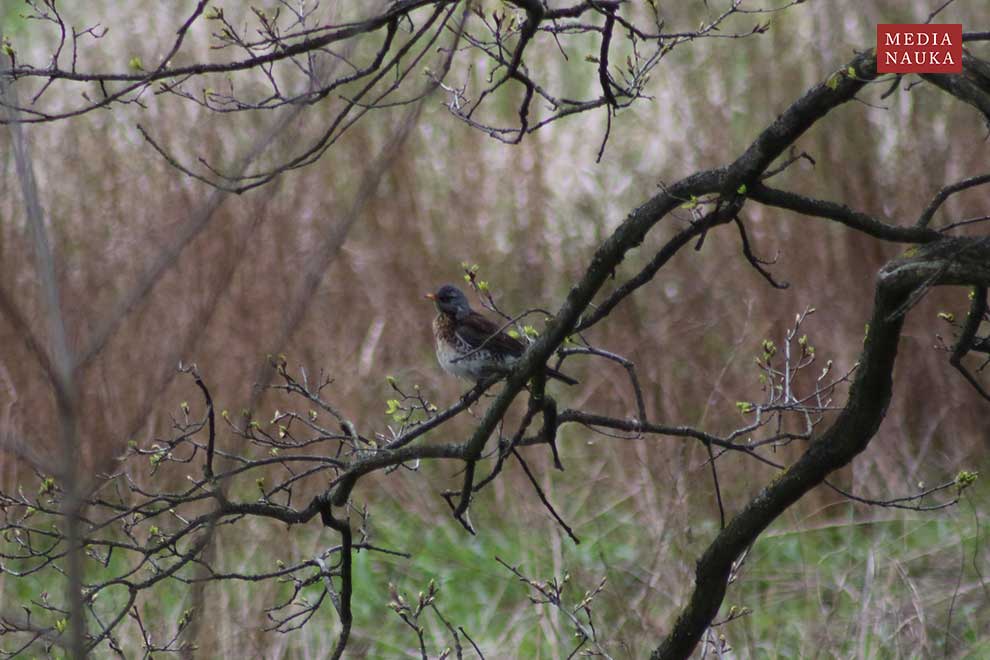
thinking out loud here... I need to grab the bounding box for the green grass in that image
[2,465,987,657]
[728,488,990,658]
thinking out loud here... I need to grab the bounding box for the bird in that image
[426,284,578,385]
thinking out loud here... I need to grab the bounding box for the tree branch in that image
[652,237,990,659]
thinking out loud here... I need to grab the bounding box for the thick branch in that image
[749,183,941,243]
[722,51,877,194]
[949,285,990,400]
[652,236,990,659]
[922,51,990,126]
[580,51,881,331]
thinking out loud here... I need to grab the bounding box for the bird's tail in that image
[546,367,578,386]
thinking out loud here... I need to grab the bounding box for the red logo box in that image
[877,24,962,73]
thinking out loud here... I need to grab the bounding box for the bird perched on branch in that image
[426,284,578,385]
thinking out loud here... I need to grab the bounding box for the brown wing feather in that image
[455,311,525,357]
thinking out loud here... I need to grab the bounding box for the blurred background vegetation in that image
[1,0,988,657]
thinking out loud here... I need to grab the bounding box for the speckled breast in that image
[433,315,514,380]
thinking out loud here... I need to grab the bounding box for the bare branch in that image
[916,173,990,229]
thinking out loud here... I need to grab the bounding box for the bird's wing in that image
[455,311,525,357]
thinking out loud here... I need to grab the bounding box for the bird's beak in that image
[424,293,436,301]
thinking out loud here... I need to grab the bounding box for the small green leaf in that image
[826,73,840,90]
[955,470,978,488]
[736,183,747,195]
[129,56,144,71]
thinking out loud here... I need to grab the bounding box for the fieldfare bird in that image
[426,284,578,385]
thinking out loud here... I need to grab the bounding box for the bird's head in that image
[426,284,471,318]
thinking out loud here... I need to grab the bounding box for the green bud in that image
[955,471,978,488]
